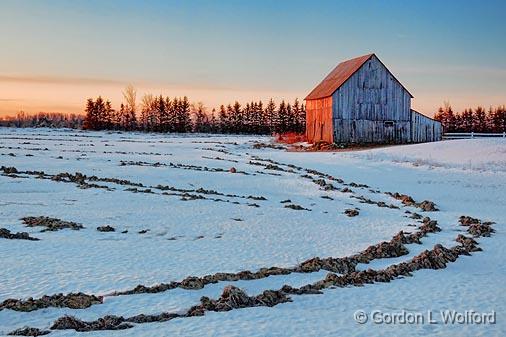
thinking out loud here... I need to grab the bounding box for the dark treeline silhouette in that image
[83,86,305,134]
[0,111,84,128]
[434,103,506,133]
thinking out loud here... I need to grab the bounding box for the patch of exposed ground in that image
[284,204,311,211]
[0,228,39,241]
[96,225,115,232]
[344,209,359,217]
[21,216,84,232]
[7,327,50,336]
[0,293,102,312]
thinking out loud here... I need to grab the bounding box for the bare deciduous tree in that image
[122,84,137,113]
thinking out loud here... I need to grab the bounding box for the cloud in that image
[0,75,125,86]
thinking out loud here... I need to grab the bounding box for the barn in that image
[305,53,442,144]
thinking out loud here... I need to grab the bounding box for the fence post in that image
[503,132,505,138]
[471,132,474,139]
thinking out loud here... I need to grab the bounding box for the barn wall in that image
[333,120,411,144]
[306,97,333,143]
[331,55,412,143]
[411,110,442,143]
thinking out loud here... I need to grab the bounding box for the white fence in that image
[443,132,506,140]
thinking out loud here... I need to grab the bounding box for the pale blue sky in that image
[0,0,505,115]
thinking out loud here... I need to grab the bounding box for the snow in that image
[0,128,504,336]
[340,138,506,173]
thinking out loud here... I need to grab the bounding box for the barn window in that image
[384,121,395,127]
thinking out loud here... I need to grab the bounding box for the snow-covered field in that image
[0,128,504,336]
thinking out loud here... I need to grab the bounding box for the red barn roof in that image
[305,53,413,100]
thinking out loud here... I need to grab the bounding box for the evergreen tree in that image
[292,99,301,132]
[276,100,289,133]
[83,98,98,130]
[473,106,487,132]
[209,108,218,133]
[226,104,234,133]
[299,101,306,133]
[251,101,264,134]
[286,102,295,132]
[115,104,126,130]
[434,102,455,132]
[218,105,228,133]
[264,99,276,134]
[182,96,192,132]
[95,96,106,130]
[460,108,475,132]
[156,95,168,132]
[486,106,495,132]
[491,106,506,132]
[231,101,243,133]
[243,102,252,133]
[103,100,114,130]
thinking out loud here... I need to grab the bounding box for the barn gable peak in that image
[305,53,413,100]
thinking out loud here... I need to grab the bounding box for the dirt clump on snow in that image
[459,215,495,237]
[351,195,399,209]
[385,192,438,211]
[418,200,438,211]
[21,216,84,232]
[344,209,359,217]
[455,234,482,252]
[386,192,416,206]
[0,293,102,312]
[180,276,205,290]
[0,228,39,241]
[1,166,18,174]
[296,257,357,274]
[284,204,310,211]
[188,285,291,316]
[51,315,132,332]
[353,240,409,264]
[7,327,50,336]
[126,312,181,323]
[96,225,115,232]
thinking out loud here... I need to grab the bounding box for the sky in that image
[0,0,505,117]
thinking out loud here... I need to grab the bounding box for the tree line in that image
[434,103,506,133]
[83,85,305,134]
[0,111,84,129]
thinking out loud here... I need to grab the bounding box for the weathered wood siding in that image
[331,55,411,143]
[411,110,442,143]
[333,120,411,143]
[306,97,333,143]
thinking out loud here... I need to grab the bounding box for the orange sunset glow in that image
[1,1,504,118]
